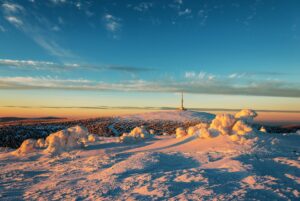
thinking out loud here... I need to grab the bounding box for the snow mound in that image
[176,127,187,138]
[181,109,258,142]
[119,126,154,143]
[235,109,257,123]
[210,113,236,135]
[260,126,267,133]
[16,126,95,155]
[232,120,253,135]
[121,110,215,122]
[44,126,89,154]
[15,139,37,155]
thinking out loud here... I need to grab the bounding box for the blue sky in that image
[0,0,300,111]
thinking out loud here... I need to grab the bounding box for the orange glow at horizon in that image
[1,107,300,125]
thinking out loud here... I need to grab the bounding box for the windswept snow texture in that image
[122,110,215,122]
[0,111,300,200]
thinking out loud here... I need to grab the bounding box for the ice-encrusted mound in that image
[180,109,259,142]
[176,127,187,138]
[44,126,90,154]
[119,126,154,143]
[232,120,253,135]
[15,139,37,155]
[260,126,267,133]
[235,109,257,123]
[176,123,210,139]
[209,114,236,135]
[16,126,95,155]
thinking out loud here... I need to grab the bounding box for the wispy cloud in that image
[49,0,67,5]
[132,2,153,12]
[185,71,215,80]
[2,2,24,13]
[0,75,299,98]
[103,13,122,38]
[0,59,154,73]
[1,2,74,59]
[4,16,23,26]
[228,73,246,79]
[174,0,183,5]
[178,8,191,16]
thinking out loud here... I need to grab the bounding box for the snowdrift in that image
[15,126,98,155]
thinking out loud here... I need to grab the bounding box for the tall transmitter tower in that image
[179,92,186,111]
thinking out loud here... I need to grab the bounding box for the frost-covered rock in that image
[16,139,37,154]
[176,127,187,138]
[209,114,236,135]
[235,109,257,123]
[119,126,153,143]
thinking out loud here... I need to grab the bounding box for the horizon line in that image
[1,105,300,114]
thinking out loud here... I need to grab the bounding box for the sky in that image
[0,0,300,117]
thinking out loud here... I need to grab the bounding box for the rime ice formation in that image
[119,126,154,143]
[15,126,93,155]
[15,139,37,155]
[235,109,257,123]
[260,126,267,133]
[177,109,259,142]
[44,126,89,154]
[209,113,236,135]
[176,127,187,138]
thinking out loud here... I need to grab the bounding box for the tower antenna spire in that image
[179,91,186,111]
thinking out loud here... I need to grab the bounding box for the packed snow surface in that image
[121,110,215,122]
[0,110,300,200]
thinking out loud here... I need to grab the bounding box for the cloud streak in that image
[1,2,74,58]
[0,59,154,73]
[0,75,299,98]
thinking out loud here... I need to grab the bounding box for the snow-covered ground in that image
[121,110,215,122]
[0,110,300,200]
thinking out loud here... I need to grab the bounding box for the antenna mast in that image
[179,91,186,111]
